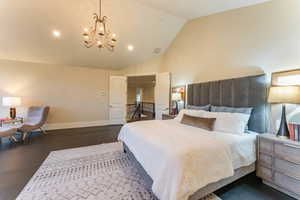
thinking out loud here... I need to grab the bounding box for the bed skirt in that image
[123,143,256,200]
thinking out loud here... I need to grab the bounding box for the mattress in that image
[118,119,257,200]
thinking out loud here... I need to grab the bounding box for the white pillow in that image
[174,109,208,121]
[202,111,250,134]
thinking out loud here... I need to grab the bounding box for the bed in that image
[118,74,268,200]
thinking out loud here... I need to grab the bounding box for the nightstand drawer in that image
[274,172,300,195]
[259,138,273,155]
[274,158,300,180]
[259,153,272,168]
[274,143,300,165]
[257,165,272,181]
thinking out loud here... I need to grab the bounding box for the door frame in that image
[125,73,157,121]
[109,76,127,125]
[125,72,171,120]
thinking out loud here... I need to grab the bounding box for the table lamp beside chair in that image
[268,86,300,139]
[2,97,21,119]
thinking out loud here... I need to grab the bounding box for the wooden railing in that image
[127,102,155,121]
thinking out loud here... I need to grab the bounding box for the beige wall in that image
[122,55,162,75]
[123,0,300,132]
[127,87,137,104]
[0,59,119,126]
[142,86,155,103]
[127,86,155,104]
[161,0,300,86]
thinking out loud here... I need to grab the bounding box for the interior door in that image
[109,76,127,124]
[155,72,170,120]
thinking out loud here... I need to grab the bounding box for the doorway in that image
[109,73,170,125]
[127,75,156,122]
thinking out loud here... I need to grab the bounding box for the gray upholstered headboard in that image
[187,74,267,133]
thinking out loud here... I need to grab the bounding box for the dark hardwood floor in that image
[0,126,295,200]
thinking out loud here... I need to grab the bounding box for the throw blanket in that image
[118,120,235,200]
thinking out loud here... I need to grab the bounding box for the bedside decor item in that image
[268,86,300,139]
[288,123,300,141]
[82,0,117,51]
[172,92,182,115]
[171,86,186,115]
[2,97,21,119]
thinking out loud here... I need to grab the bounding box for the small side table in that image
[162,114,176,120]
[0,117,23,127]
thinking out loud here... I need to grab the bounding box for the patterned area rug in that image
[17,142,221,200]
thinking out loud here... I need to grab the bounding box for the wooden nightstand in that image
[162,114,176,120]
[257,134,300,199]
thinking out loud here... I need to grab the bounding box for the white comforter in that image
[118,120,256,200]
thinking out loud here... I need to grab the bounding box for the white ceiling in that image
[0,0,270,69]
[138,0,271,20]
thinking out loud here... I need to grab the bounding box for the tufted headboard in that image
[187,74,268,133]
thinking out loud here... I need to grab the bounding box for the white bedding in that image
[118,120,256,200]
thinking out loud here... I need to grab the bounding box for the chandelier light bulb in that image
[84,28,89,32]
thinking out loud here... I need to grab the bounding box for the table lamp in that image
[2,97,21,119]
[268,86,300,139]
[172,93,182,114]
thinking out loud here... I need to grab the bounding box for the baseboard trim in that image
[43,120,111,131]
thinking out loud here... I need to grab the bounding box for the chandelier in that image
[82,0,117,51]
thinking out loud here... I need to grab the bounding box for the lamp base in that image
[277,135,289,139]
[276,104,290,139]
[10,107,16,119]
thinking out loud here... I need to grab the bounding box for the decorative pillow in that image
[210,105,253,115]
[210,106,253,131]
[187,104,210,111]
[181,114,216,131]
[201,111,251,134]
[175,109,208,121]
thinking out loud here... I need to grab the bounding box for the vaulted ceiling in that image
[0,0,270,69]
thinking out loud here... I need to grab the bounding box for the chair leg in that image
[22,132,28,141]
[11,135,18,142]
[40,128,47,135]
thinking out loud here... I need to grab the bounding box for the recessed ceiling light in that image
[127,45,134,51]
[153,48,161,54]
[52,30,61,38]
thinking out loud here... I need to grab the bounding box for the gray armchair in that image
[18,106,50,141]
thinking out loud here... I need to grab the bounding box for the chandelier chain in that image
[99,0,102,18]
